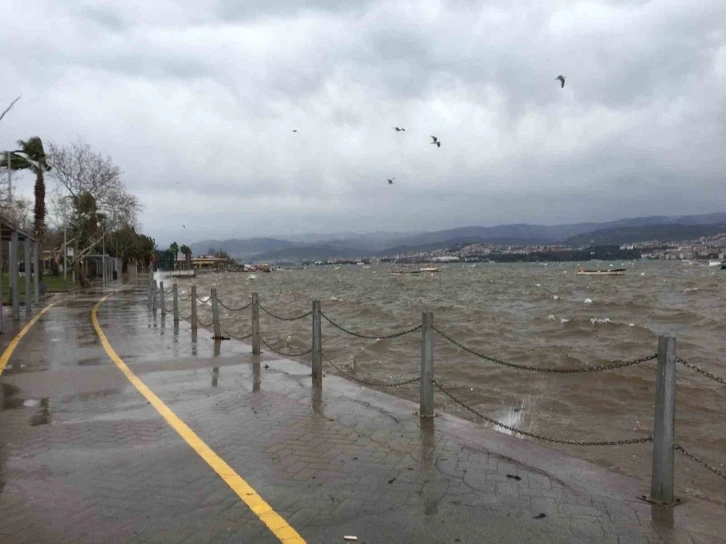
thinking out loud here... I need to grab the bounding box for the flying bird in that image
[292,129,297,132]
[391,127,405,132]
[182,225,186,229]
[556,75,566,88]
[387,177,395,185]
[430,135,441,148]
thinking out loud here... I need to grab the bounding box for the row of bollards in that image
[145,276,677,506]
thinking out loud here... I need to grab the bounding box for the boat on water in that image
[390,266,422,276]
[708,260,722,267]
[576,266,626,276]
[419,266,440,273]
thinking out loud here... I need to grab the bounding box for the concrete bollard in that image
[191,285,198,332]
[10,230,20,321]
[252,293,260,355]
[33,241,40,305]
[312,300,322,385]
[152,280,158,314]
[172,284,179,325]
[160,281,167,317]
[211,288,222,339]
[650,334,677,504]
[24,237,32,319]
[419,311,434,417]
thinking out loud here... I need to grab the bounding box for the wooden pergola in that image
[0,215,40,334]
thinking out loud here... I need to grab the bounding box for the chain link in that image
[220,325,253,341]
[163,288,174,294]
[179,313,192,321]
[433,380,653,446]
[259,304,312,321]
[325,355,420,387]
[259,336,313,357]
[434,326,657,373]
[321,313,422,340]
[178,293,193,301]
[197,296,211,303]
[676,357,726,386]
[675,444,726,480]
[197,317,214,327]
[217,299,253,312]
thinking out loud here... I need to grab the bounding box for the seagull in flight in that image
[391,127,405,132]
[292,129,298,132]
[556,75,566,88]
[387,177,395,185]
[182,225,186,229]
[430,135,441,148]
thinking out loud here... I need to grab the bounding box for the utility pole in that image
[6,151,12,204]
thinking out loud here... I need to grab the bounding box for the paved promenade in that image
[0,280,725,543]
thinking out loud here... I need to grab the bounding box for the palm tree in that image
[180,244,192,269]
[169,242,179,269]
[0,137,51,277]
[0,137,51,241]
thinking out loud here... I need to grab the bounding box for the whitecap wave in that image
[590,317,613,325]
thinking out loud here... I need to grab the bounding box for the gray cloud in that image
[1,0,725,246]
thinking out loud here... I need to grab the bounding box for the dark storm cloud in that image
[1,0,725,245]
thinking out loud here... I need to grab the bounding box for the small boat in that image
[391,266,421,275]
[708,260,722,267]
[419,265,441,273]
[576,266,626,276]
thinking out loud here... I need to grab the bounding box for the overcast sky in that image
[1,0,725,245]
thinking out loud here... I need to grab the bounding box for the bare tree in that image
[0,192,33,230]
[0,96,21,124]
[47,139,141,287]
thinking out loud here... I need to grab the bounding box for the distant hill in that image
[250,245,369,262]
[565,224,726,246]
[377,236,552,256]
[190,212,726,261]
[189,237,295,258]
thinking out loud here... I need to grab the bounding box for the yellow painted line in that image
[0,303,56,375]
[91,295,305,544]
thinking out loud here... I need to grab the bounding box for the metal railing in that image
[145,277,726,501]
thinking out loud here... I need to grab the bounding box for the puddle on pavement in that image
[61,388,121,403]
[1,383,23,409]
[30,398,51,426]
[0,385,52,425]
[77,357,106,366]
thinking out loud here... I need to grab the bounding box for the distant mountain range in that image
[189,213,726,262]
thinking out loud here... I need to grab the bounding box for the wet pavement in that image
[1,280,725,543]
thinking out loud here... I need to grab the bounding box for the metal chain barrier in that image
[434,326,657,373]
[197,296,212,303]
[220,325,253,341]
[325,354,420,387]
[676,357,726,386]
[321,312,422,340]
[179,313,192,321]
[259,336,313,357]
[163,287,174,294]
[178,293,193,301]
[197,317,214,327]
[217,298,253,312]
[675,444,726,480]
[259,304,312,322]
[433,380,653,446]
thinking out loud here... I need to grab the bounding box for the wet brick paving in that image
[1,282,725,543]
